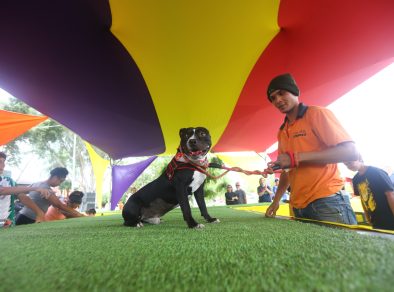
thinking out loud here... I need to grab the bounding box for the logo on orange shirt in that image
[293,130,306,138]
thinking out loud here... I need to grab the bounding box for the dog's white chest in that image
[189,171,206,193]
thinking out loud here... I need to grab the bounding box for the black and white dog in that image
[122,127,219,228]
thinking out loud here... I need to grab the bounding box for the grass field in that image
[1,206,393,292]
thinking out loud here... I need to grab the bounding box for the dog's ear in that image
[179,128,185,138]
[197,127,210,135]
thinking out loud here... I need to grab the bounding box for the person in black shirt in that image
[234,182,247,204]
[345,157,394,230]
[225,185,239,205]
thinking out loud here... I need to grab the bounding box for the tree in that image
[1,97,96,191]
[59,180,72,195]
[204,155,231,199]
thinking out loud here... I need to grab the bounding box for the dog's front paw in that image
[142,217,161,225]
[193,223,205,229]
[207,217,220,223]
[136,222,144,228]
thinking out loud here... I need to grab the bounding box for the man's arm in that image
[46,194,84,218]
[232,193,238,201]
[297,141,358,165]
[17,194,46,223]
[385,191,394,216]
[257,187,264,196]
[0,186,53,197]
[0,186,52,223]
[273,142,358,169]
[265,172,290,218]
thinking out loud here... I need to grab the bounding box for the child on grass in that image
[85,208,96,216]
[45,191,85,221]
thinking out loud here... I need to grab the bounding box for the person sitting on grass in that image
[16,167,85,225]
[344,156,394,230]
[45,191,85,221]
[0,151,53,228]
[85,208,96,216]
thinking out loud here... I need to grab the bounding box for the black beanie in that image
[267,73,300,100]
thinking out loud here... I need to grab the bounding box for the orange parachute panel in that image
[0,110,48,146]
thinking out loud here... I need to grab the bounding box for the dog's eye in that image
[199,132,206,137]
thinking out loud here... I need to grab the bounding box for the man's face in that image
[236,184,240,189]
[0,158,5,174]
[268,89,299,114]
[344,161,361,172]
[50,176,66,187]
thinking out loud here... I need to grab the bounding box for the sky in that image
[1,62,394,182]
[328,62,394,169]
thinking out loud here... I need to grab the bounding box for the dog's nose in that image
[189,139,197,145]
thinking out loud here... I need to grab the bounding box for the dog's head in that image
[179,127,211,160]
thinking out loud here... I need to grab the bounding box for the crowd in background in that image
[225,177,290,206]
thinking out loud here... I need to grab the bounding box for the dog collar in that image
[165,150,209,180]
[175,147,209,167]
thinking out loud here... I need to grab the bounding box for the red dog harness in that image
[166,148,283,181]
[165,151,209,180]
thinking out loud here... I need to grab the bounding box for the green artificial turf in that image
[1,206,393,292]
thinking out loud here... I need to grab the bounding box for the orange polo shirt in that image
[278,103,353,209]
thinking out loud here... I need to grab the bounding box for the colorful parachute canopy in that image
[0,110,48,146]
[0,1,393,159]
[111,156,157,210]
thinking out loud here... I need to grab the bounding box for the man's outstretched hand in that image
[265,201,280,218]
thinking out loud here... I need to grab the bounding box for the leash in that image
[207,163,282,179]
[187,161,282,180]
[170,147,282,180]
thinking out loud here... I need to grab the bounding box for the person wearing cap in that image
[234,182,247,204]
[45,191,85,221]
[264,73,358,225]
[16,167,85,225]
[272,178,279,199]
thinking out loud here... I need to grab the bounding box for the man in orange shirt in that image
[264,73,358,225]
[45,191,85,221]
